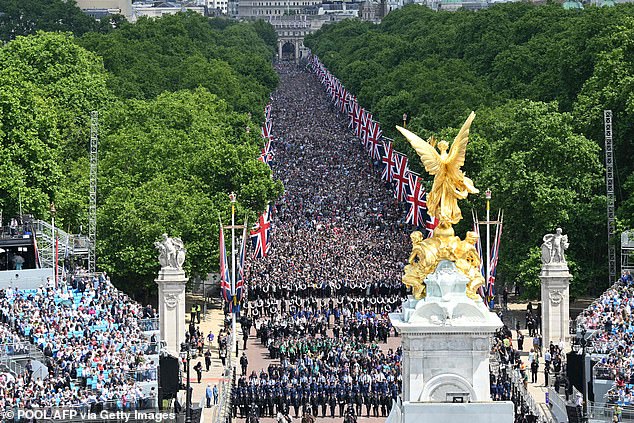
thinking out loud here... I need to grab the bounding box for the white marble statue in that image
[541,228,569,264]
[155,233,186,269]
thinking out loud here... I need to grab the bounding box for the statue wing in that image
[447,111,476,169]
[396,125,441,175]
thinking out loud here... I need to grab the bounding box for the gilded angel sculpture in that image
[396,112,479,225]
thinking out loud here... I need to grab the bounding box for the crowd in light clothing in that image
[0,272,158,412]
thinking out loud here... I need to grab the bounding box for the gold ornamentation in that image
[398,112,484,301]
[396,111,478,225]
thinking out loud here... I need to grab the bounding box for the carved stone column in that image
[540,262,571,348]
[156,268,188,356]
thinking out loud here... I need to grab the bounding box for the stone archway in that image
[281,41,295,61]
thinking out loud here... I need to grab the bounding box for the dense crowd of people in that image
[244,62,410,312]
[234,63,409,420]
[0,271,158,412]
[232,343,401,419]
[575,273,634,404]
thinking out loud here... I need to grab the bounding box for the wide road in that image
[235,63,410,422]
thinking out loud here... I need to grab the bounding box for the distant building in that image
[205,0,229,14]
[237,0,322,18]
[75,0,135,21]
[132,1,206,18]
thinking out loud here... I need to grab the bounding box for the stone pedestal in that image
[540,262,571,348]
[155,267,188,356]
[388,261,514,423]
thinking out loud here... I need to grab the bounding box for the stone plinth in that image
[391,296,502,404]
[400,402,514,423]
[540,262,571,348]
[387,261,513,423]
[155,267,188,356]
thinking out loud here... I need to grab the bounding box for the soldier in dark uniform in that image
[372,391,380,417]
[337,384,346,417]
[381,392,389,417]
[318,387,326,417]
[329,388,337,418]
[267,388,275,417]
[364,390,371,417]
[355,391,363,417]
[311,390,319,417]
[291,386,300,418]
[302,390,311,417]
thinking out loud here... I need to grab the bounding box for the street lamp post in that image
[180,343,192,423]
[402,113,408,128]
[50,202,57,288]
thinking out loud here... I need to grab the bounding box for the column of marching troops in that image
[232,379,396,419]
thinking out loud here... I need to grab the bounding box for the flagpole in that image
[229,192,237,357]
[485,189,491,304]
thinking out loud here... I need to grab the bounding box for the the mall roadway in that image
[184,296,554,423]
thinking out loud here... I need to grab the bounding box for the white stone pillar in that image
[540,262,571,348]
[278,41,283,61]
[155,268,188,356]
[294,41,299,64]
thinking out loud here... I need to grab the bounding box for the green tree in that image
[471,100,604,295]
[0,32,111,226]
[0,0,102,41]
[98,89,282,296]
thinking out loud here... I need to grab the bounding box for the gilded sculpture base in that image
[402,221,485,302]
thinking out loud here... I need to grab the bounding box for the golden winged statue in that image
[398,112,484,301]
[396,111,478,225]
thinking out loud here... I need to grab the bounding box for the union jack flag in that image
[264,103,272,122]
[234,220,248,312]
[425,214,439,238]
[354,107,365,137]
[487,213,504,299]
[250,205,272,259]
[258,139,272,165]
[346,95,357,118]
[404,173,428,227]
[392,152,410,201]
[381,140,396,182]
[360,111,372,142]
[219,219,232,304]
[471,214,487,300]
[366,121,383,160]
[261,120,272,141]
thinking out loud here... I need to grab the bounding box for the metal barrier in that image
[587,402,634,422]
[214,333,234,423]
[139,318,160,332]
[504,364,556,423]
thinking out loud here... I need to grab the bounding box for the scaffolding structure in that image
[88,111,98,274]
[604,110,617,281]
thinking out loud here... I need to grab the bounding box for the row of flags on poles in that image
[310,54,504,303]
[219,103,274,312]
[472,210,504,305]
[309,55,438,237]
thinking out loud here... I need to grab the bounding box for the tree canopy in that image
[305,3,634,297]
[0,14,282,297]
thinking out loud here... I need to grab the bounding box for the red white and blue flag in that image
[487,212,504,298]
[219,219,232,305]
[381,140,396,182]
[367,121,383,161]
[234,220,248,313]
[360,111,372,142]
[259,139,272,165]
[472,212,487,301]
[250,205,272,259]
[425,214,439,238]
[404,172,428,227]
[392,152,410,201]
